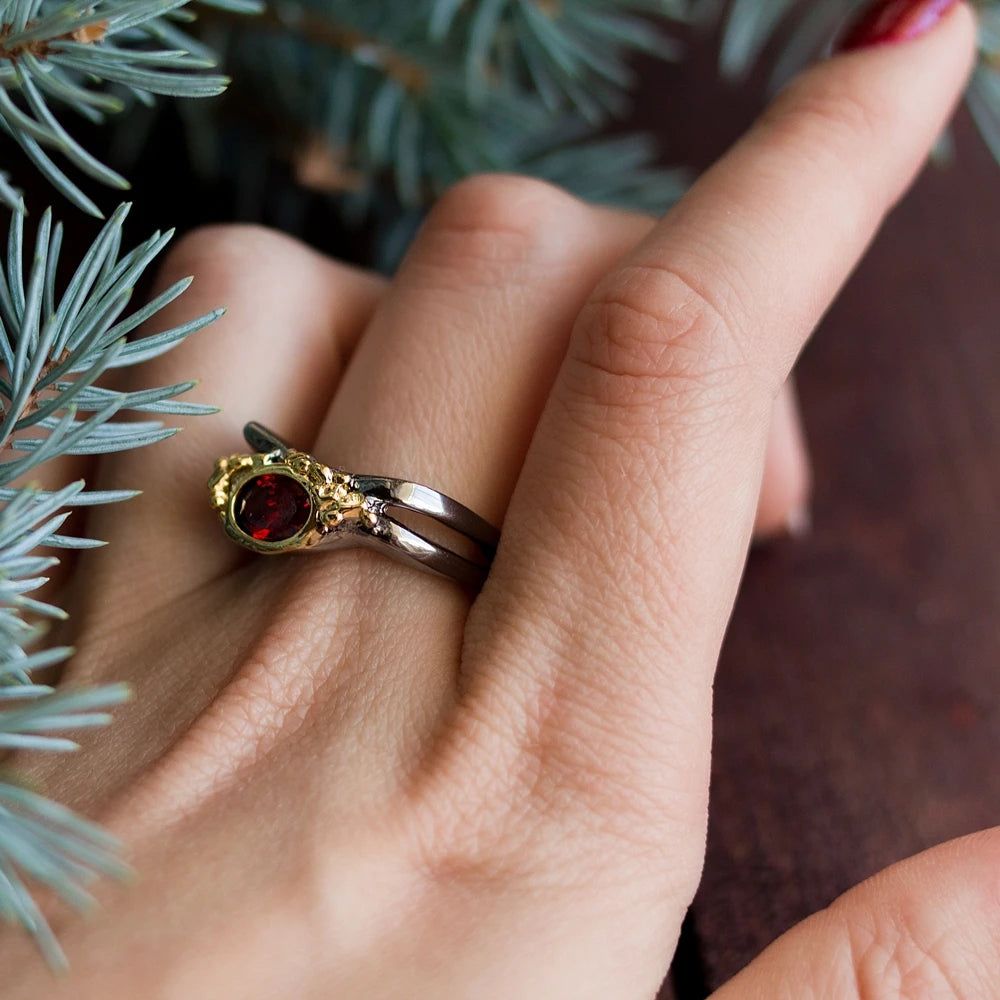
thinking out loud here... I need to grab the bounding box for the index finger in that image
[461,0,976,889]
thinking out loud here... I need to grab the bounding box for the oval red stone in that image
[233,473,312,543]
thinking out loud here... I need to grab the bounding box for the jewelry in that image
[209,423,499,588]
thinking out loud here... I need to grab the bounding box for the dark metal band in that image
[241,422,498,587]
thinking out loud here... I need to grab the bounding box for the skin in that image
[4,6,998,997]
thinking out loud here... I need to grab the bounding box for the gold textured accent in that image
[208,447,367,555]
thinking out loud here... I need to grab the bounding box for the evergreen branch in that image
[0,0,241,215]
[0,487,141,506]
[0,171,22,213]
[0,203,220,966]
[0,203,220,482]
[0,776,131,971]
[971,5,1000,158]
[0,683,130,751]
[193,0,688,246]
[523,129,689,209]
[436,0,688,120]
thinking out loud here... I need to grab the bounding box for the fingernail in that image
[837,0,960,52]
[785,505,812,540]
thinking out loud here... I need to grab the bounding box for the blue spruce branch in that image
[0,0,241,970]
[0,201,222,967]
[185,0,690,250]
[0,0,254,214]
[179,0,999,270]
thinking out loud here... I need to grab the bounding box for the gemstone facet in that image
[233,473,312,543]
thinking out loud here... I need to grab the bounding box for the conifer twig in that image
[0,201,223,968]
[0,0,250,214]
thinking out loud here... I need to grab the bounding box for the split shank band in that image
[209,423,499,589]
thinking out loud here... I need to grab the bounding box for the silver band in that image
[209,423,498,588]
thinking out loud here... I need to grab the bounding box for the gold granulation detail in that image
[209,449,367,545]
[208,454,255,513]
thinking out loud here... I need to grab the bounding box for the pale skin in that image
[4,6,998,997]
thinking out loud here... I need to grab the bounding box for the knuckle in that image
[408,680,708,904]
[427,174,580,265]
[764,72,892,152]
[567,263,749,416]
[759,73,894,222]
[161,223,310,285]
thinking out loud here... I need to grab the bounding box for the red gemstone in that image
[234,473,312,542]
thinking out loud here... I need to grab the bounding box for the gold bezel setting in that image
[209,448,368,555]
[210,423,499,587]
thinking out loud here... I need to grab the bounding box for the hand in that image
[5,6,992,997]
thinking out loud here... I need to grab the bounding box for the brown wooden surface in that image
[640,32,1000,1000]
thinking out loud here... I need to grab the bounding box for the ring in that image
[208,423,499,588]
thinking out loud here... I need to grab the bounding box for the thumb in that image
[711,830,1000,999]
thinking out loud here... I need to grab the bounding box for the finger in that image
[76,226,384,624]
[454,0,976,924]
[754,379,811,539]
[303,179,651,751]
[712,830,1000,998]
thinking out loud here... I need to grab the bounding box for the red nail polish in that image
[837,0,960,52]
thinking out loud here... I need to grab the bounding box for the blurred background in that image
[1,2,996,993]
